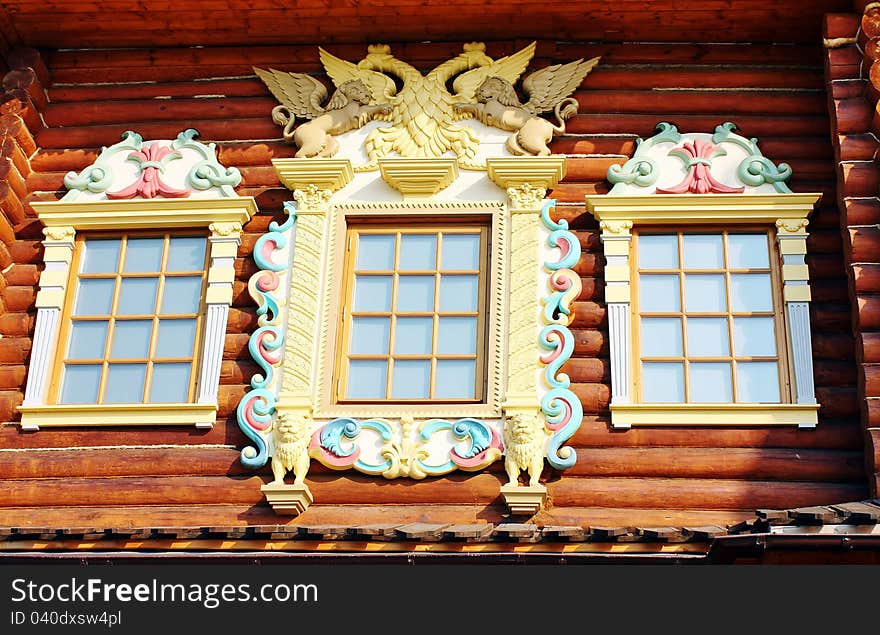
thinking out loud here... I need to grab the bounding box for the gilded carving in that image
[379,415,429,479]
[208,221,243,238]
[42,226,76,242]
[293,184,333,211]
[502,412,546,487]
[270,411,312,485]
[599,219,633,235]
[507,184,546,211]
[775,218,809,234]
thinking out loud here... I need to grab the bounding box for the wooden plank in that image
[492,523,539,543]
[441,524,495,541]
[541,526,587,542]
[394,523,449,541]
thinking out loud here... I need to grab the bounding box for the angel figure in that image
[254,67,393,158]
[454,57,600,157]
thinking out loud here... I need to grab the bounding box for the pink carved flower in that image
[656,138,744,194]
[107,142,191,199]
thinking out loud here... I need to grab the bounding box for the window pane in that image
[733,317,777,357]
[439,275,478,312]
[124,237,164,272]
[397,275,435,312]
[682,234,723,269]
[642,362,684,402]
[110,320,152,359]
[356,235,395,270]
[441,234,480,270]
[350,317,390,355]
[74,279,115,315]
[353,276,392,312]
[149,363,191,402]
[728,234,769,269]
[81,239,120,274]
[104,363,147,403]
[730,274,773,312]
[118,278,158,314]
[640,317,682,357]
[436,359,476,399]
[59,364,101,404]
[67,321,108,359]
[737,361,781,402]
[686,317,730,357]
[394,317,433,355]
[399,234,436,270]
[391,360,430,399]
[161,276,202,314]
[347,360,387,399]
[156,319,197,358]
[685,274,727,312]
[690,362,733,403]
[167,237,206,271]
[437,317,476,354]
[638,235,678,269]
[639,275,680,312]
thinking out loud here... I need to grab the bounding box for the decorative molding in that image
[787,302,817,407]
[41,226,75,242]
[21,308,60,411]
[293,185,334,212]
[260,482,313,516]
[506,184,546,211]
[196,304,229,409]
[208,221,243,238]
[271,158,353,192]
[486,156,566,190]
[609,403,819,428]
[378,157,458,197]
[607,303,632,405]
[598,220,632,235]
[17,403,219,428]
[500,484,547,515]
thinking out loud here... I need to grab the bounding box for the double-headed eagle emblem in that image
[255,42,599,170]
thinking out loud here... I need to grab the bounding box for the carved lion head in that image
[476,76,521,107]
[274,412,308,442]
[339,79,374,105]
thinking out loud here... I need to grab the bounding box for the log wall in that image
[0,37,867,530]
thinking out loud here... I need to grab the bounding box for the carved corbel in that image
[261,405,315,516]
[499,406,548,515]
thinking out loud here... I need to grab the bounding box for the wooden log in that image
[839,161,880,197]
[50,78,269,103]
[576,89,827,116]
[0,365,26,391]
[817,386,860,418]
[570,301,606,329]
[837,134,877,162]
[571,328,607,357]
[5,48,50,89]
[0,421,242,449]
[853,264,880,294]
[0,337,31,364]
[835,97,873,134]
[1,285,35,312]
[813,359,858,387]
[223,334,252,360]
[843,198,880,225]
[0,184,24,240]
[863,363,880,396]
[0,312,34,337]
[861,332,880,362]
[1,134,31,179]
[0,389,23,421]
[825,13,861,39]
[810,303,853,332]
[570,383,611,415]
[848,226,880,263]
[2,67,48,111]
[831,79,865,100]
[567,113,828,138]
[864,4,880,39]
[4,264,38,286]
[0,88,43,134]
[0,113,36,156]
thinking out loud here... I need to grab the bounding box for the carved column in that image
[600,220,634,422]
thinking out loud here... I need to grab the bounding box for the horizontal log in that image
[839,161,880,197]
[570,301,606,328]
[870,428,880,476]
[858,295,880,330]
[848,226,880,263]
[577,89,826,116]
[814,359,858,387]
[809,302,852,332]
[825,13,861,39]
[853,264,880,293]
[560,358,608,384]
[571,328,607,357]
[816,386,860,418]
[0,312,34,337]
[0,113,36,156]
[843,198,880,225]
[0,337,31,364]
[0,390,23,421]
[867,397,880,427]
[3,67,48,111]
[570,382,611,415]
[806,228,843,254]
[566,113,829,138]
[838,133,877,160]
[834,97,872,134]
[1,285,35,312]
[3,263,37,286]
[863,363,880,396]
[831,79,865,100]
[0,365,26,391]
[0,420,243,449]
[861,332,880,362]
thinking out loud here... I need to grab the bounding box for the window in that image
[336,224,489,403]
[635,229,788,404]
[54,233,208,405]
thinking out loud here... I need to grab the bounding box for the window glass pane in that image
[156,319,197,358]
[640,317,682,357]
[690,362,733,403]
[730,274,773,312]
[685,274,727,312]
[59,364,101,404]
[81,239,120,274]
[394,317,433,355]
[347,360,387,399]
[399,234,436,270]
[167,237,206,272]
[397,275,435,312]
[642,362,684,402]
[104,363,147,403]
[356,235,395,270]
[728,234,769,269]
[733,317,777,357]
[74,279,115,315]
[350,317,390,355]
[436,359,476,399]
[118,278,158,315]
[437,317,476,355]
[439,275,478,312]
[123,237,164,272]
[638,235,678,269]
[639,275,680,312]
[737,361,781,402]
[441,234,480,270]
[161,276,202,314]
[111,320,152,359]
[353,276,392,312]
[682,234,723,269]
[149,363,191,402]
[391,360,430,399]
[67,321,108,359]
[686,317,730,357]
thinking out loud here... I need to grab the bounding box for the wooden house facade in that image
[0,0,879,563]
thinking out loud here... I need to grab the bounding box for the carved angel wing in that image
[451,41,537,103]
[253,67,328,119]
[319,46,397,106]
[521,56,600,115]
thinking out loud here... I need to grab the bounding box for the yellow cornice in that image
[378,157,458,198]
[272,158,354,192]
[18,403,219,429]
[486,156,566,190]
[610,403,819,428]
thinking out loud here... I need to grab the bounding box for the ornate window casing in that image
[18,129,256,430]
[585,122,821,429]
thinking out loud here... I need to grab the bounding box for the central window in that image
[335,223,489,403]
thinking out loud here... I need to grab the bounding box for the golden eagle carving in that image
[254,42,599,170]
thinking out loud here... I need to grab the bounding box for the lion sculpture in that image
[502,413,547,487]
[254,68,392,158]
[270,412,312,486]
[454,56,599,157]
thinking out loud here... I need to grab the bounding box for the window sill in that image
[17,403,218,431]
[609,403,819,429]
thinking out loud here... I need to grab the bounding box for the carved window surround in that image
[18,197,256,430]
[584,192,822,430]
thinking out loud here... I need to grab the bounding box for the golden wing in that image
[521,56,600,115]
[319,46,397,105]
[451,41,537,103]
[253,67,327,119]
